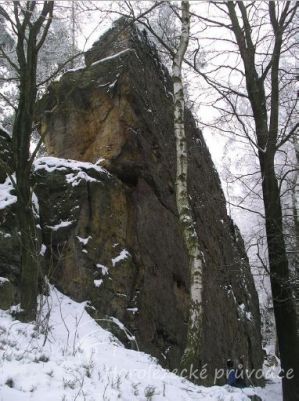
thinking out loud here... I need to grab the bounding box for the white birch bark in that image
[172,1,204,372]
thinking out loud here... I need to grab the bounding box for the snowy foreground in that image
[0,288,281,401]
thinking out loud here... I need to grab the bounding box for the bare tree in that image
[0,1,120,321]
[188,2,299,400]
[0,1,54,321]
[293,120,299,339]
[172,0,204,373]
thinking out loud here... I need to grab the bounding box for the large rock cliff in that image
[0,19,263,384]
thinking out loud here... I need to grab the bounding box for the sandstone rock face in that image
[0,19,263,384]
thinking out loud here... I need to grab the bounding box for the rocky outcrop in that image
[0,129,20,308]
[0,19,263,385]
[0,127,14,183]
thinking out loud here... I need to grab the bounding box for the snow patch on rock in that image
[0,176,16,210]
[112,249,131,267]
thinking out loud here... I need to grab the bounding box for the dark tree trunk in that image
[4,1,55,321]
[226,3,299,399]
[293,141,299,340]
[12,50,40,321]
[259,151,299,401]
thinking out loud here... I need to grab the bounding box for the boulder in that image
[30,18,264,384]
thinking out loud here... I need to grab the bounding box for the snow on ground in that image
[0,288,281,401]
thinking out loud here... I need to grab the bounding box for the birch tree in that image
[172,0,204,373]
[113,0,205,377]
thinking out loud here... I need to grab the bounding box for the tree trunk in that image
[259,150,299,401]
[172,1,204,376]
[12,37,40,322]
[293,138,299,340]
[0,1,54,321]
[13,106,39,321]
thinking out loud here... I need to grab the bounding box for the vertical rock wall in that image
[0,19,264,384]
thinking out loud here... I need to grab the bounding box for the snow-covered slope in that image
[0,288,280,401]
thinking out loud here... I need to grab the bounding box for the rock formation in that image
[0,128,14,183]
[0,19,263,385]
